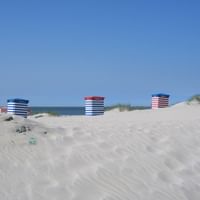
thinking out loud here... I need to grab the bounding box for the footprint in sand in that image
[157,170,176,183]
[98,141,116,151]
[164,157,182,170]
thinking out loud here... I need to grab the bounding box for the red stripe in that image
[84,96,105,100]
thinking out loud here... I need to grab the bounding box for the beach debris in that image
[34,115,43,118]
[29,137,37,145]
[16,126,31,133]
[4,116,14,121]
[21,126,26,132]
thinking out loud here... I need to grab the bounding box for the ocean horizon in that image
[31,106,85,116]
[30,105,150,116]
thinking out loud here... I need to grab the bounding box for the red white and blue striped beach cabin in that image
[152,94,170,109]
[84,96,105,116]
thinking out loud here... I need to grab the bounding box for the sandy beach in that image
[0,103,200,200]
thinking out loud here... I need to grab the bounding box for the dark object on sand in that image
[4,116,14,121]
[16,126,31,133]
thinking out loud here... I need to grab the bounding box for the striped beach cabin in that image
[84,96,105,116]
[152,94,170,109]
[7,98,29,118]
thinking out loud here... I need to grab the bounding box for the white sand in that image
[1,104,200,200]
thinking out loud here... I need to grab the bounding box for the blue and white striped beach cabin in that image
[7,98,29,118]
[84,96,105,116]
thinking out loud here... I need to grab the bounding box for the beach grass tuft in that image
[106,104,150,112]
[46,112,59,116]
[187,94,200,104]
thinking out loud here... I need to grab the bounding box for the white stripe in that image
[85,108,104,110]
[85,102,104,104]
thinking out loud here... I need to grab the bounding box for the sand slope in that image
[0,105,200,200]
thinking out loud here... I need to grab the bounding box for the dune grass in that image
[105,104,150,112]
[187,95,200,103]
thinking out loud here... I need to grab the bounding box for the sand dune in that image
[0,104,200,200]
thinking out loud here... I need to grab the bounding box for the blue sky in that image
[0,0,199,106]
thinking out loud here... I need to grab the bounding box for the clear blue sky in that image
[0,0,199,106]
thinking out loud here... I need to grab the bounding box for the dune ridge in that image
[0,104,200,200]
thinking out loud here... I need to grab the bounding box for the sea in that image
[31,107,85,116]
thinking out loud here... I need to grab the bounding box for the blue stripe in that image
[85,106,104,109]
[85,109,104,111]
[85,109,104,112]
[7,108,28,111]
[8,105,28,108]
[86,114,103,116]
[85,103,104,105]
[85,103,104,106]
[85,112,104,114]
[7,99,29,104]
[152,94,170,97]
[85,102,104,104]
[85,105,104,107]
[85,107,104,109]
